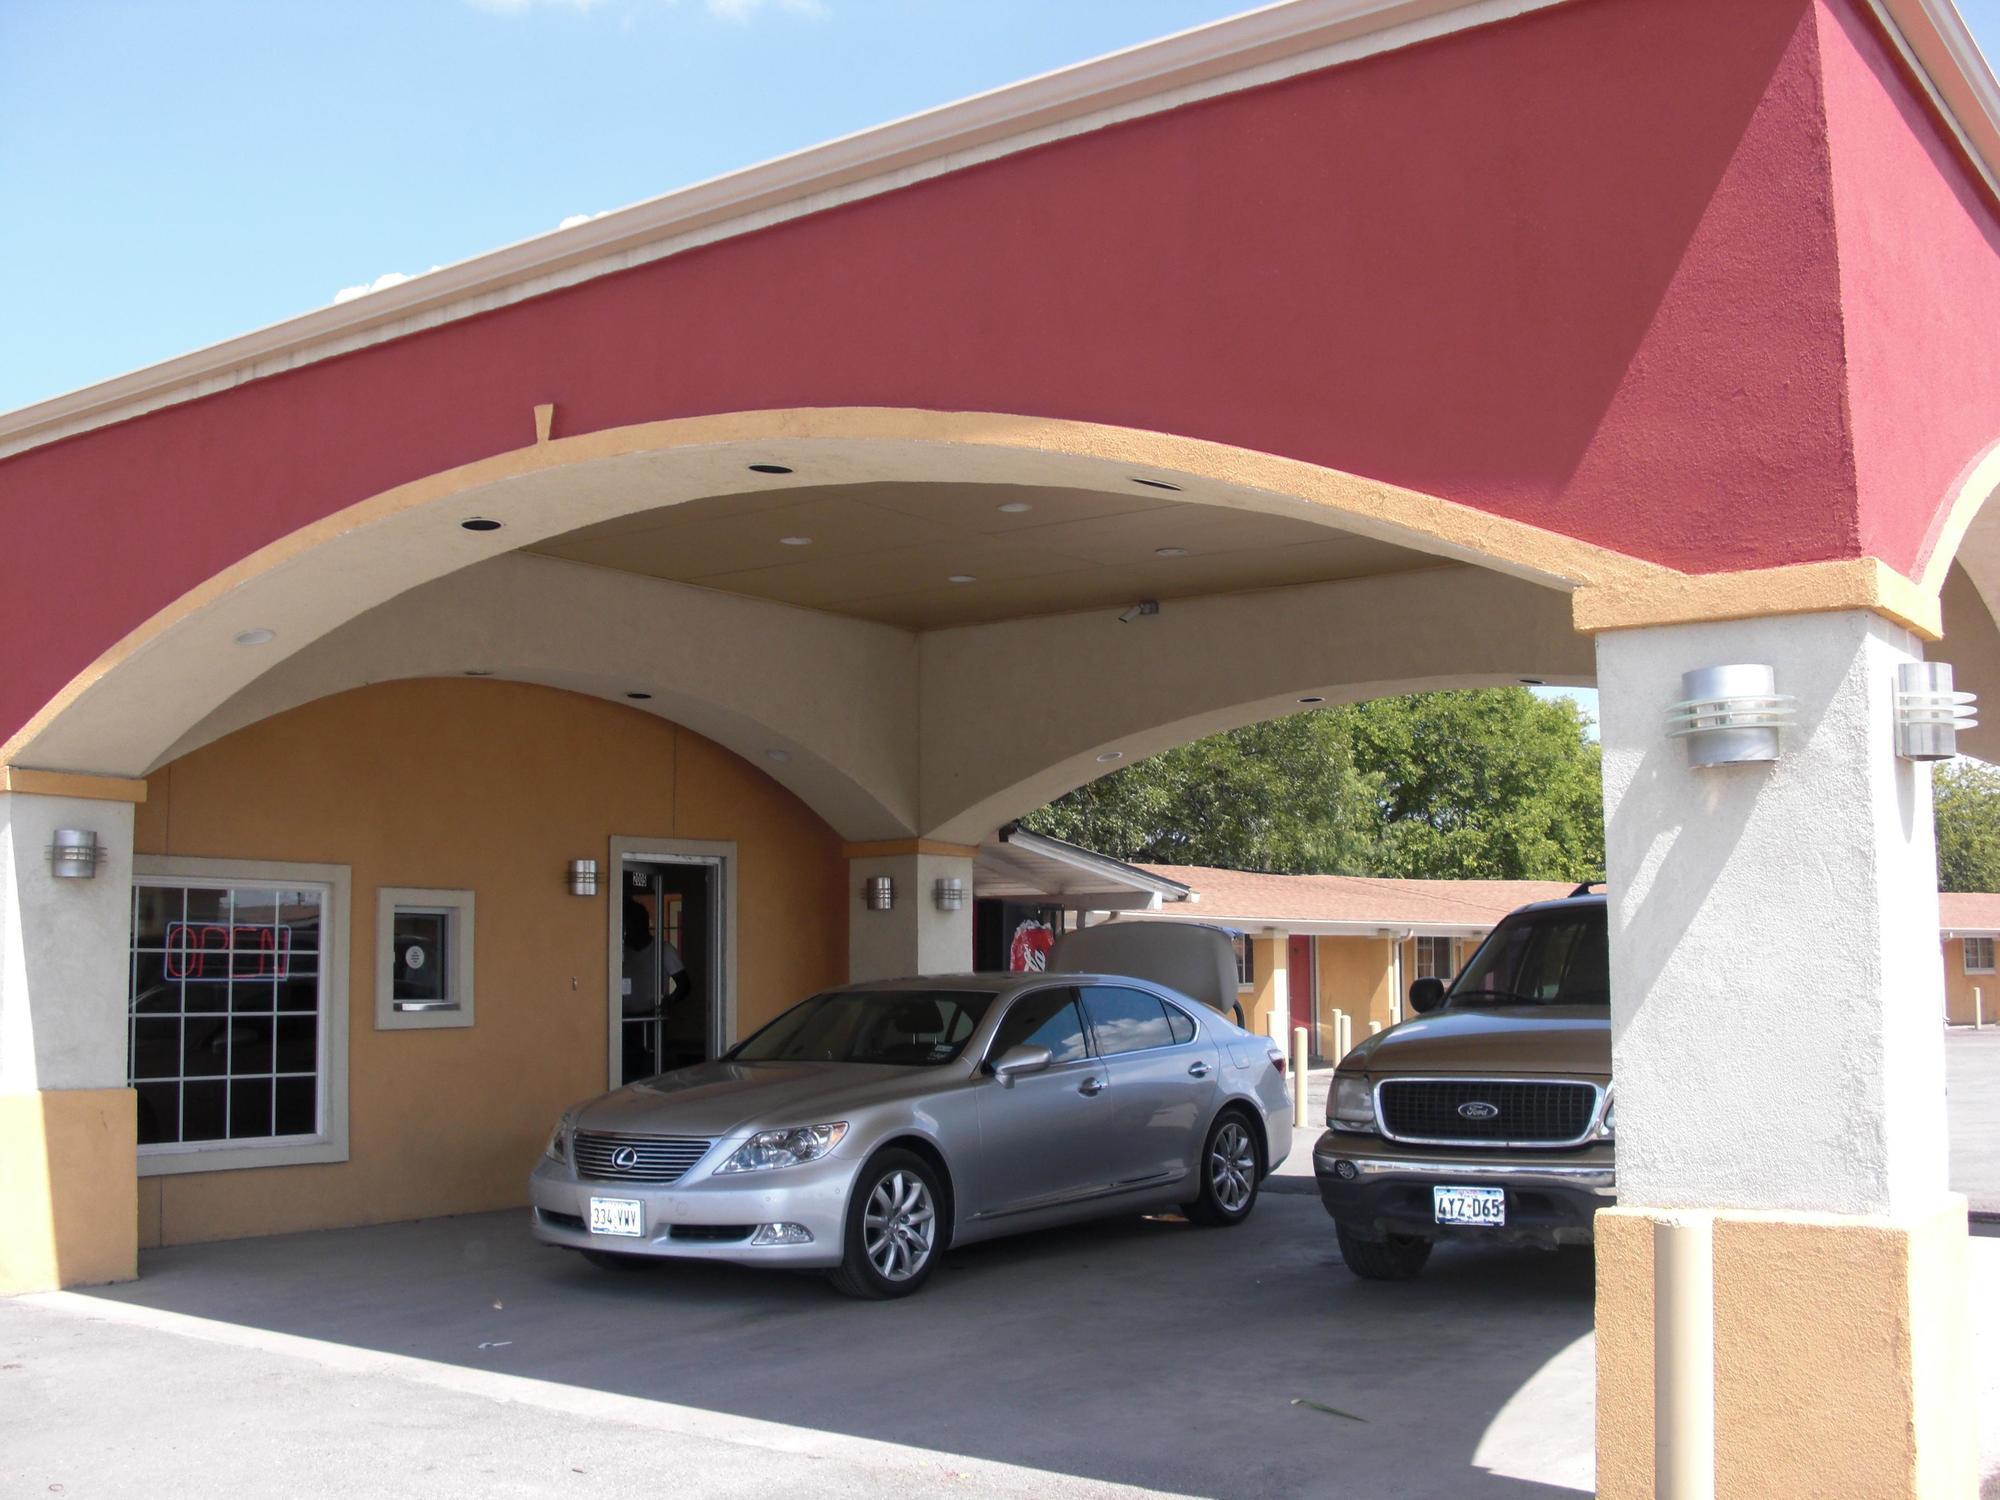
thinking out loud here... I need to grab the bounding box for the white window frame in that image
[1232,933,1254,992]
[132,856,351,1177]
[376,887,476,1030]
[1965,936,1995,975]
[1416,934,1454,980]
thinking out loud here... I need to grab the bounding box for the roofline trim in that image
[0,0,1575,458]
[996,825,1195,900]
[1872,0,2000,208]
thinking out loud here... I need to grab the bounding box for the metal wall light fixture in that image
[568,858,598,897]
[49,828,100,879]
[864,875,895,911]
[1665,665,1795,767]
[934,877,966,912]
[1895,661,1977,761]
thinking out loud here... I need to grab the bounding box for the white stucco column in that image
[0,790,138,1292]
[846,850,974,982]
[1590,610,1974,1498]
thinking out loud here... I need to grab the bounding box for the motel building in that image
[6,0,2000,1492]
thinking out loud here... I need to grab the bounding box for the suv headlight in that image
[715,1122,849,1174]
[1329,1074,1377,1133]
[544,1110,577,1164]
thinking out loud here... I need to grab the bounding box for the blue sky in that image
[5,1,1999,414]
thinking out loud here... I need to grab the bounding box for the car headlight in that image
[1598,1090,1616,1140]
[544,1111,577,1164]
[1329,1074,1376,1132]
[715,1122,849,1174]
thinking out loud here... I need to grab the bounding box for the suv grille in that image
[572,1131,712,1183]
[1378,1080,1597,1145]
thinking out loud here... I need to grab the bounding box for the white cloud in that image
[331,267,442,305]
[557,210,612,230]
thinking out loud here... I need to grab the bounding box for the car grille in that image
[1377,1079,1598,1145]
[572,1131,713,1183]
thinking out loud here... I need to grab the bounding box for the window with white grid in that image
[130,858,349,1174]
[1415,935,1454,980]
[1966,936,1995,975]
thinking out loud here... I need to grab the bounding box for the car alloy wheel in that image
[863,1168,936,1282]
[1210,1120,1256,1214]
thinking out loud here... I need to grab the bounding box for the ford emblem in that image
[1458,1101,1500,1121]
[611,1145,640,1170]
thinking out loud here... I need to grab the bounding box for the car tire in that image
[1183,1109,1261,1227]
[1336,1222,1433,1280]
[580,1247,654,1271]
[829,1149,944,1300]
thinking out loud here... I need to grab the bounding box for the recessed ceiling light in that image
[1096,750,1125,763]
[1155,546,1189,558]
[765,748,791,764]
[947,574,976,584]
[232,628,275,647]
[1131,477,1182,492]
[464,669,494,677]
[997,501,1032,514]
[748,463,793,475]
[460,517,503,532]
[1298,695,1325,705]
[779,535,813,547]
[625,691,653,701]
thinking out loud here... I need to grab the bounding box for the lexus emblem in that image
[1458,1101,1500,1121]
[611,1145,640,1170]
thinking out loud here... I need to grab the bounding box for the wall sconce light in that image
[1665,664,1794,767]
[1895,661,1977,761]
[49,828,100,879]
[568,858,598,897]
[864,875,895,911]
[934,877,966,912]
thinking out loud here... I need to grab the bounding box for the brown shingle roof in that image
[1940,892,2000,933]
[1136,865,1577,930]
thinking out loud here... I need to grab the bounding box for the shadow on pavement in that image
[82,1196,1593,1498]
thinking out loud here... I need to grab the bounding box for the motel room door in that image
[1287,934,1316,1056]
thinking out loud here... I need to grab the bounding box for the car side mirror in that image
[1408,977,1447,1015]
[990,1044,1053,1086]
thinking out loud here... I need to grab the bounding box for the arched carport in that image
[6,0,2000,1493]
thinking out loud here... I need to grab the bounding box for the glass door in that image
[618,856,718,1083]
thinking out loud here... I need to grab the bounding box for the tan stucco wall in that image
[1594,1197,1977,1499]
[0,1087,136,1292]
[1942,934,1996,1025]
[129,678,846,1248]
[1314,937,1395,1050]
[1243,936,1285,1040]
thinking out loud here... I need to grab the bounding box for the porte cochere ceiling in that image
[527,480,1438,632]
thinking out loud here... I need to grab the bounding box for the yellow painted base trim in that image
[1595,1196,1976,1500]
[0,767,148,803]
[0,1088,138,1294]
[842,838,980,860]
[1571,556,1942,641]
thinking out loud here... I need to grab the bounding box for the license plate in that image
[1433,1185,1506,1227]
[588,1197,644,1237]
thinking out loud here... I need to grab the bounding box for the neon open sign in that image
[165,921,294,982]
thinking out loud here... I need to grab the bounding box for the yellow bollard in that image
[1654,1213,1716,1500]
[1292,1027,1310,1127]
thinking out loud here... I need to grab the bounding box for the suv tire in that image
[1336,1222,1433,1280]
[830,1149,944,1300]
[1184,1110,1261,1227]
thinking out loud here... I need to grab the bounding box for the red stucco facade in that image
[4,0,1999,751]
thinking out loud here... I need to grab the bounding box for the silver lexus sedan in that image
[529,965,1291,1298]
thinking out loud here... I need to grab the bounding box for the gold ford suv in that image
[1312,890,1613,1280]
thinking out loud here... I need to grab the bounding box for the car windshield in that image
[1446,907,1609,1008]
[727,988,998,1066]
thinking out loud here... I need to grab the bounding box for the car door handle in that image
[1078,1076,1104,1097]
[1187,1061,1210,1079]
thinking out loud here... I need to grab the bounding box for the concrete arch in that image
[0,407,1643,798]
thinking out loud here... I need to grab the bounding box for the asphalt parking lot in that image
[5,1034,1999,1498]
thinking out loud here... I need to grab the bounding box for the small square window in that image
[1965,936,1995,975]
[376,888,476,1030]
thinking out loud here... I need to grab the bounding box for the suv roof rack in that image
[1569,880,1607,897]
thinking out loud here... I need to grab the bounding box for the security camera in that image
[1117,600,1160,624]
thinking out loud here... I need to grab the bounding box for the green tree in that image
[1021,687,1604,881]
[1019,712,1381,873]
[1934,759,2000,892]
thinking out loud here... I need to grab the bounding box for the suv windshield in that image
[728,989,997,1066]
[1446,905,1609,1008]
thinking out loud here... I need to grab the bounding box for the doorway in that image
[607,840,734,1086]
[1287,934,1317,1055]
